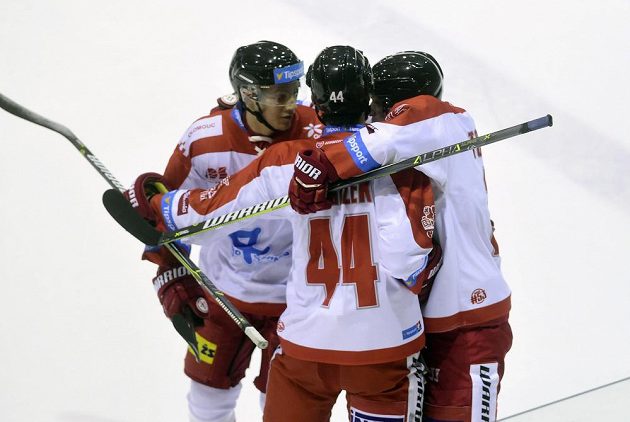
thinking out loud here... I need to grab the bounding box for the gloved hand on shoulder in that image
[288,149,339,214]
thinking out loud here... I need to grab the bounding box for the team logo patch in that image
[471,288,487,304]
[385,103,410,121]
[304,123,323,138]
[206,166,228,181]
[195,298,209,314]
[350,407,404,422]
[218,93,238,107]
[189,332,217,365]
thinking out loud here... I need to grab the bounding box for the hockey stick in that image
[103,114,553,246]
[0,92,269,352]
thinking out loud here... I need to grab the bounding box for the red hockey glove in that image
[124,172,167,230]
[127,172,210,321]
[144,245,209,321]
[288,149,340,214]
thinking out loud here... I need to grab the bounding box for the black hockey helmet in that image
[372,51,444,111]
[229,40,304,99]
[306,45,373,126]
[228,41,304,132]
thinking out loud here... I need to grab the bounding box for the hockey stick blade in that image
[102,189,162,245]
[1,91,269,352]
[172,312,201,362]
[119,114,552,246]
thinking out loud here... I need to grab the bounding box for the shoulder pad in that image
[215,93,239,110]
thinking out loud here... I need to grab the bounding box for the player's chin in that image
[274,117,293,131]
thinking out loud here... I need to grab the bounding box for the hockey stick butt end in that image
[527,114,553,131]
[245,326,269,349]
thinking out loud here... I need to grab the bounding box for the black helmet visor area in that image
[239,80,301,108]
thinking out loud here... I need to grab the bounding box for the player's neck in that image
[244,111,274,136]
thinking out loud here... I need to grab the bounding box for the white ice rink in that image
[1,1,629,420]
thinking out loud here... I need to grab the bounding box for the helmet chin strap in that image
[242,101,281,134]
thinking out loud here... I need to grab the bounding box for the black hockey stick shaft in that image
[331,114,553,190]
[0,92,268,351]
[119,114,551,246]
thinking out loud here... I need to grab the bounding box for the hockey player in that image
[292,51,513,422]
[142,41,321,422]
[129,45,442,421]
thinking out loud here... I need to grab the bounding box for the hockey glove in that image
[124,172,167,229]
[289,149,340,214]
[126,172,210,322]
[145,246,209,321]
[142,239,208,325]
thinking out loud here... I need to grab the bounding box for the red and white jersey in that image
[324,96,511,333]
[152,131,439,365]
[160,104,321,315]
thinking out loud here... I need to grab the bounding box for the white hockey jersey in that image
[159,104,321,315]
[323,96,511,333]
[152,130,440,365]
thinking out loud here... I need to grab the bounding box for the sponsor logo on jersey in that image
[304,123,323,139]
[471,288,487,305]
[177,191,190,215]
[189,332,218,365]
[199,177,230,202]
[178,116,223,156]
[404,255,428,288]
[350,408,404,422]
[229,228,289,264]
[161,191,178,231]
[322,124,362,136]
[315,138,343,148]
[206,166,228,181]
[343,131,379,173]
[402,320,423,340]
[273,61,304,84]
[385,103,410,121]
[229,228,270,264]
